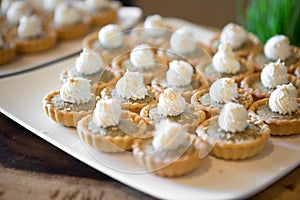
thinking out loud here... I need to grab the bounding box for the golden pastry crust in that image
[53,16,91,39]
[241,73,300,100]
[197,57,255,85]
[111,49,168,84]
[248,45,300,72]
[130,23,174,48]
[82,31,135,65]
[0,42,16,65]
[157,41,211,67]
[190,88,253,118]
[132,134,204,177]
[197,116,270,160]
[140,102,206,134]
[151,73,209,103]
[15,29,57,53]
[87,1,120,26]
[42,90,95,127]
[101,85,158,114]
[208,31,262,57]
[77,111,149,153]
[60,66,121,96]
[248,98,300,136]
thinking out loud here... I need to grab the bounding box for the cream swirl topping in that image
[170,26,197,55]
[166,60,193,87]
[6,1,30,25]
[54,3,81,26]
[60,77,92,104]
[93,99,121,128]
[269,83,298,115]
[115,71,148,100]
[18,15,42,39]
[212,43,241,74]
[157,89,186,117]
[75,48,104,75]
[209,78,239,103]
[86,0,108,12]
[130,44,156,69]
[98,24,123,49]
[143,14,168,37]
[218,102,248,133]
[264,35,291,61]
[219,23,248,49]
[43,0,63,12]
[152,120,187,151]
[261,59,288,89]
[1,0,14,15]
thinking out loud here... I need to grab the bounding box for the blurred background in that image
[130,0,238,28]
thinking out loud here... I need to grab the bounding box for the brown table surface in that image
[1,112,300,200]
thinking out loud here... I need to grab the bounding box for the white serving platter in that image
[1,19,300,200]
[0,6,142,78]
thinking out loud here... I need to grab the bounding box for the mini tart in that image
[132,133,204,177]
[151,73,208,103]
[197,116,270,160]
[42,90,96,127]
[0,42,16,65]
[101,86,157,114]
[197,57,254,85]
[248,46,300,72]
[157,41,210,67]
[249,98,300,136]
[130,23,174,47]
[82,31,135,65]
[190,88,253,118]
[77,110,149,153]
[208,31,262,57]
[60,66,121,96]
[14,28,57,53]
[53,16,91,39]
[241,73,300,100]
[111,50,168,84]
[85,1,120,27]
[140,103,206,134]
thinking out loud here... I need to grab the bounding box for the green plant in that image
[237,0,300,46]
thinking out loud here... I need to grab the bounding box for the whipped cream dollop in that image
[93,99,122,128]
[75,48,104,75]
[264,35,291,61]
[130,44,156,69]
[43,0,63,12]
[143,14,168,37]
[6,1,30,25]
[269,83,298,115]
[212,43,241,74]
[218,102,248,133]
[170,26,197,55]
[60,77,92,104]
[86,0,108,12]
[219,23,248,49]
[209,78,239,103]
[157,89,186,117]
[152,120,187,151]
[115,71,148,100]
[98,24,123,49]
[166,60,193,87]
[261,59,288,89]
[54,3,81,26]
[18,15,42,39]
[1,0,14,15]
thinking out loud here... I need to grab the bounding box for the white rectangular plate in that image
[1,20,300,200]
